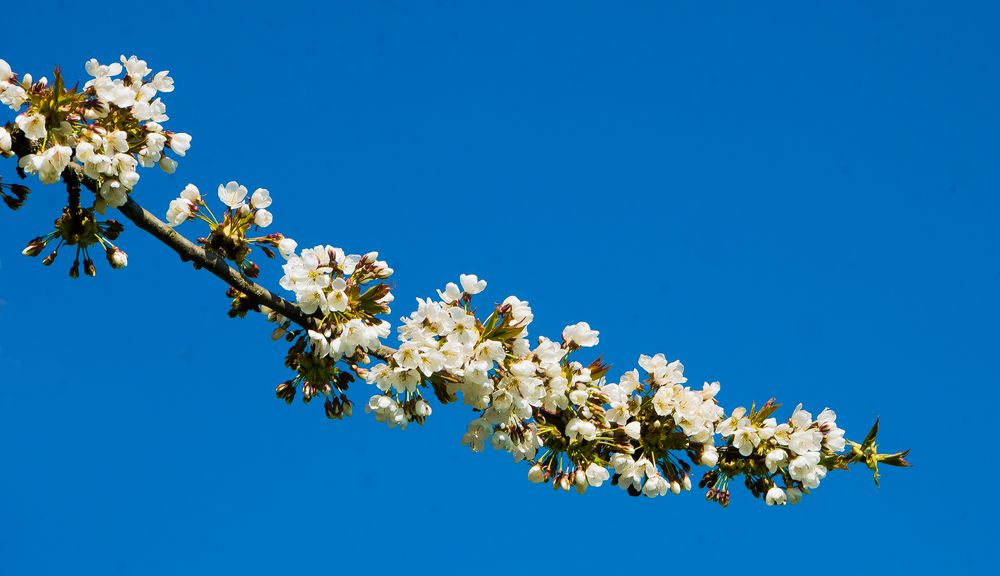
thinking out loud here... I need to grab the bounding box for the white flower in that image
[585,463,610,487]
[180,184,200,202]
[437,282,462,303]
[16,113,46,141]
[166,198,193,226]
[642,475,668,498]
[700,445,719,467]
[326,278,349,312]
[765,485,787,506]
[562,322,600,347]
[459,274,487,295]
[652,385,674,416]
[624,421,642,439]
[254,209,273,227]
[0,82,27,110]
[85,58,122,79]
[107,131,129,154]
[566,418,598,442]
[790,403,812,429]
[817,407,847,452]
[765,448,788,473]
[120,54,151,81]
[0,127,10,153]
[0,58,12,81]
[218,181,247,208]
[502,296,534,326]
[152,70,175,93]
[733,420,761,457]
[251,188,272,208]
[528,464,545,483]
[789,452,821,483]
[278,238,298,259]
[638,353,687,385]
[169,132,191,156]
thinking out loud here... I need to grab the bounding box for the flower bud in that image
[527,464,545,484]
[324,398,342,420]
[22,237,46,257]
[106,247,128,269]
[341,398,353,417]
[68,260,80,279]
[414,399,432,418]
[42,250,58,266]
[275,381,296,404]
[83,258,96,277]
[559,473,571,492]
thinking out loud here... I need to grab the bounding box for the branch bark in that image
[117,196,312,326]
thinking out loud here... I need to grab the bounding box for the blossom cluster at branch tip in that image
[355,275,910,504]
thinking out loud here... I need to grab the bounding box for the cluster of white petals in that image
[279,245,393,361]
[2,56,190,210]
[718,402,846,505]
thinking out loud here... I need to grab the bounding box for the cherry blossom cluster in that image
[2,56,189,208]
[707,401,847,505]
[361,275,908,505]
[1,56,190,277]
[160,176,397,419]
[164,181,282,278]
[272,243,394,417]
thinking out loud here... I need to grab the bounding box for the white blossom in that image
[218,181,248,208]
[562,322,600,348]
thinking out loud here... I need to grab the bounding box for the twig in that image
[115,195,395,360]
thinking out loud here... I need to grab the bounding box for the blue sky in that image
[1,1,996,573]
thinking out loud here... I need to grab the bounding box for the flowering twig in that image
[117,196,309,326]
[1,55,910,507]
[116,193,398,360]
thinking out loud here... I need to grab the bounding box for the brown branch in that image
[115,195,395,360]
[117,196,312,326]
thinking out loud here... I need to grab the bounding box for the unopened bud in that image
[275,381,295,404]
[83,259,96,277]
[341,397,353,417]
[42,250,58,266]
[414,399,432,418]
[68,260,80,278]
[22,237,46,257]
[528,464,545,484]
[106,247,128,269]
[559,473,571,492]
[324,398,342,420]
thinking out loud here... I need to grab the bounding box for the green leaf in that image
[862,417,880,450]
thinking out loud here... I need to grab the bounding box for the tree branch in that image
[115,195,395,360]
[117,196,311,326]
